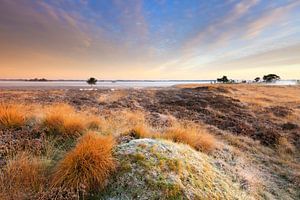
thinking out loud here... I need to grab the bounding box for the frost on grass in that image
[97,139,252,200]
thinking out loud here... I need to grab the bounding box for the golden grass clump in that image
[86,115,103,130]
[163,124,217,153]
[43,103,85,137]
[51,132,116,191]
[127,125,153,139]
[0,103,26,129]
[0,153,47,199]
[63,114,85,136]
[100,110,147,135]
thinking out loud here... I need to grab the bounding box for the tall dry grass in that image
[0,153,48,199]
[51,132,116,191]
[0,103,26,129]
[42,103,86,137]
[110,112,217,153]
[63,114,85,136]
[100,110,147,135]
[86,115,103,130]
[162,123,217,153]
[127,124,153,139]
[224,85,300,108]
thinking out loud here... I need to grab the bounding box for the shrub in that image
[0,153,47,199]
[43,104,85,137]
[0,103,26,129]
[51,132,116,191]
[163,124,217,153]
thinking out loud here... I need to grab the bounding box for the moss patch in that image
[96,139,252,200]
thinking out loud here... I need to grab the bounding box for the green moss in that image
[147,177,183,199]
[120,160,132,173]
[134,153,145,161]
[128,153,154,169]
[98,139,251,199]
[166,159,182,173]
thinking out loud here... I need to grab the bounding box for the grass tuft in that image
[51,132,116,192]
[0,103,26,129]
[63,114,85,136]
[163,123,217,153]
[128,125,152,139]
[86,115,103,130]
[43,103,85,137]
[0,153,47,199]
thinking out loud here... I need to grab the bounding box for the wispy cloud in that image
[0,0,299,79]
[204,43,300,70]
[182,0,259,54]
[159,0,300,78]
[245,1,300,39]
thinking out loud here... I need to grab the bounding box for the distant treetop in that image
[87,77,97,86]
[27,78,48,82]
[217,76,229,83]
[254,77,260,82]
[263,74,280,83]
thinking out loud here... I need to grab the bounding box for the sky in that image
[0,0,300,80]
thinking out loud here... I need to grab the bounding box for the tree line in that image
[217,74,281,83]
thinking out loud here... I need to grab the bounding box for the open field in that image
[0,84,299,199]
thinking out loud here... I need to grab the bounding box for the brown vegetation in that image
[163,123,217,153]
[86,115,102,130]
[0,153,48,199]
[127,125,153,139]
[98,90,127,103]
[0,85,299,199]
[42,103,86,137]
[51,132,116,192]
[277,137,295,155]
[100,110,147,135]
[0,103,26,129]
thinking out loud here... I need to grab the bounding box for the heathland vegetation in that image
[0,84,299,199]
[0,102,219,199]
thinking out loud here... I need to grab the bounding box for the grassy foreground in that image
[0,84,299,199]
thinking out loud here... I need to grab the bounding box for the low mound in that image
[97,139,252,200]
